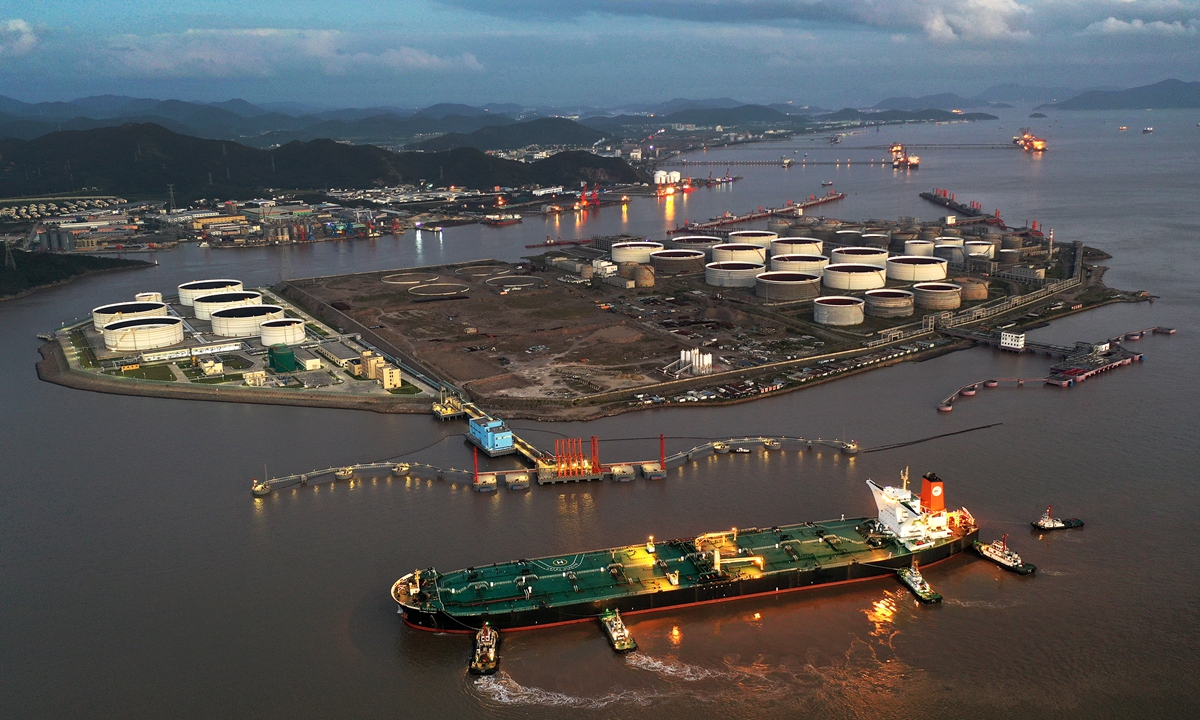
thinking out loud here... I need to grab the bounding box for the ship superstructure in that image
[393,471,977,631]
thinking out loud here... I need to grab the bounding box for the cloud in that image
[0,18,38,58]
[1084,16,1198,35]
[99,28,482,78]
[440,0,1033,41]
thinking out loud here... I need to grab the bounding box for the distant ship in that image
[393,471,979,631]
[890,142,920,168]
[482,214,522,226]
[1143,127,1154,134]
[1013,128,1047,152]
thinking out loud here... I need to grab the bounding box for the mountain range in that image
[0,123,647,201]
[1040,79,1200,110]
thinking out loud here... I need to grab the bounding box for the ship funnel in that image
[920,473,945,513]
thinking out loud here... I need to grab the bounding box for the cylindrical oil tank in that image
[260,317,307,346]
[904,239,936,256]
[767,219,791,234]
[934,236,964,247]
[712,243,767,263]
[830,246,888,268]
[1001,235,1023,250]
[822,263,887,290]
[755,272,820,301]
[193,291,263,321]
[964,241,995,259]
[633,266,656,288]
[864,289,915,318]
[580,265,595,279]
[941,228,962,237]
[772,237,823,256]
[210,304,285,337]
[886,256,949,282]
[178,279,243,306]
[726,230,777,249]
[957,279,989,301]
[919,229,940,242]
[934,245,966,264]
[135,291,163,303]
[834,229,863,247]
[667,171,681,184]
[810,227,836,242]
[102,316,185,351]
[813,296,865,326]
[861,233,890,248]
[617,262,641,279]
[653,170,668,184]
[611,241,663,264]
[650,249,706,274]
[771,254,829,273]
[913,283,962,310]
[667,235,723,259]
[92,301,168,331]
[998,249,1020,265]
[705,262,764,287]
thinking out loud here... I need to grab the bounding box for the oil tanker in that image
[392,472,977,632]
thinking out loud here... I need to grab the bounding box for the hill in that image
[1044,79,1200,110]
[0,249,151,300]
[0,124,646,201]
[820,108,998,122]
[405,118,608,151]
[660,105,790,124]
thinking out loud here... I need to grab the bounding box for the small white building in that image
[1000,331,1026,351]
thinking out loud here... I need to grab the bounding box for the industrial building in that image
[468,416,515,456]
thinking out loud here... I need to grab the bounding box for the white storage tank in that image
[91,301,168,331]
[886,256,949,282]
[771,254,829,274]
[864,289,915,318]
[711,243,768,264]
[861,233,890,248]
[102,316,185,352]
[934,245,966,264]
[611,241,664,264]
[835,229,863,245]
[913,282,963,310]
[813,296,865,326]
[772,238,823,256]
[653,170,669,185]
[705,262,764,287]
[193,291,263,321]
[178,279,243,306]
[964,240,995,259]
[726,230,777,249]
[904,239,936,256]
[210,305,285,337]
[755,272,821,301]
[998,248,1021,264]
[650,249,707,274]
[822,263,887,290]
[259,318,307,346]
[667,235,724,259]
[134,292,163,303]
[829,247,889,268]
[667,171,682,184]
[934,236,964,247]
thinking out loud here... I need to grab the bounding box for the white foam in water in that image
[624,652,737,681]
[473,672,666,708]
[944,598,1026,609]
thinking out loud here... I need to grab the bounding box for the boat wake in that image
[944,598,1025,609]
[624,652,738,681]
[473,672,667,708]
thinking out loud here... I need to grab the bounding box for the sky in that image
[1,0,1198,107]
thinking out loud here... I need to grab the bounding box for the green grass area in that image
[387,381,423,395]
[66,331,98,368]
[306,323,328,337]
[104,363,176,381]
[219,354,253,370]
[193,373,243,384]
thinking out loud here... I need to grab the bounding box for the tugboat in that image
[733,446,752,454]
[468,622,500,675]
[1031,505,1084,531]
[1143,127,1154,134]
[821,180,834,187]
[897,562,942,604]
[599,609,637,653]
[974,534,1036,575]
[482,213,522,226]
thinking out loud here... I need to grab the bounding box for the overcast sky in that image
[1,1,1197,107]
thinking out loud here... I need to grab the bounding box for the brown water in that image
[3,108,1198,718]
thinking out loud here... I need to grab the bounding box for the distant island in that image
[819,108,998,122]
[0,249,152,300]
[1029,113,1047,118]
[405,117,609,151]
[0,123,647,202]
[1040,79,1200,110]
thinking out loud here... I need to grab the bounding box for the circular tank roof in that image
[104,316,184,330]
[651,249,705,258]
[261,318,303,327]
[731,231,774,237]
[714,243,765,251]
[673,235,722,243]
[890,256,944,265]
[836,247,887,255]
[707,262,762,270]
[210,304,283,318]
[774,254,827,262]
[825,263,884,273]
[195,291,259,303]
[814,297,863,306]
[93,301,165,313]
[866,289,914,298]
[913,283,962,291]
[757,272,819,282]
[179,279,240,290]
[613,242,662,247]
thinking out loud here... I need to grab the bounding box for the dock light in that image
[647,536,656,553]
[753,612,761,621]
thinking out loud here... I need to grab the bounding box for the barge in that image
[392,472,978,632]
